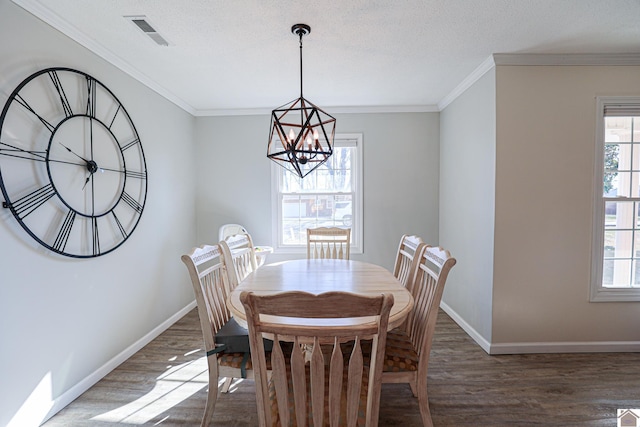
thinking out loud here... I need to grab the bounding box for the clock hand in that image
[2,142,87,167]
[59,142,91,164]
[81,161,106,190]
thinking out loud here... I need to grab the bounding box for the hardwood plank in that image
[44,309,640,426]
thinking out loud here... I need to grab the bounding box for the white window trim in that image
[271,133,364,255]
[590,96,640,302]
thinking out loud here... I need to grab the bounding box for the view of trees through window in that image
[279,146,355,245]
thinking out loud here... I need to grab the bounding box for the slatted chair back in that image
[392,234,426,288]
[391,245,456,427]
[219,232,258,291]
[405,246,456,358]
[307,227,351,260]
[241,291,394,427]
[181,244,232,426]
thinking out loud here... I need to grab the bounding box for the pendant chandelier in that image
[267,24,336,179]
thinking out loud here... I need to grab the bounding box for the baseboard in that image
[439,302,640,355]
[489,341,640,354]
[40,300,197,425]
[439,301,492,354]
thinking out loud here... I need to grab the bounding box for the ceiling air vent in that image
[125,15,169,46]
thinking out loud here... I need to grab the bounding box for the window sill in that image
[590,286,640,302]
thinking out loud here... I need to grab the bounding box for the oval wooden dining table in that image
[227,258,414,330]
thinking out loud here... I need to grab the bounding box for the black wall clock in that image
[0,67,147,258]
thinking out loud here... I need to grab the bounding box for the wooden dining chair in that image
[307,227,351,260]
[240,290,394,427]
[219,232,259,291]
[181,244,261,426]
[381,245,457,427]
[392,234,426,288]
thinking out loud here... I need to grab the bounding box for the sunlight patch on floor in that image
[91,356,208,424]
[218,377,245,393]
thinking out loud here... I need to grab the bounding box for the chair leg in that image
[220,377,233,393]
[417,384,433,427]
[201,357,219,427]
[409,380,418,397]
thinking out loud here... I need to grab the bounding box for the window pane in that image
[276,144,357,247]
[602,259,631,287]
[606,201,634,229]
[633,259,640,287]
[332,196,353,226]
[604,230,633,258]
[613,171,631,197]
[603,142,619,196]
[280,146,354,194]
[602,201,638,288]
[603,172,618,196]
[605,117,632,143]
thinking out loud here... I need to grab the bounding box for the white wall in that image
[439,69,496,347]
[195,112,440,271]
[0,2,198,425]
[493,65,640,352]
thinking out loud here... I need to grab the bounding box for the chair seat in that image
[216,317,273,353]
[218,351,272,374]
[358,328,419,373]
[382,327,419,373]
[268,362,369,426]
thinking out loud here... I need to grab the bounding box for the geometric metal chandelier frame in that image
[267,23,336,179]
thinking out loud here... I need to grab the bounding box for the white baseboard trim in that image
[41,300,197,425]
[439,301,640,355]
[439,301,492,354]
[489,340,640,355]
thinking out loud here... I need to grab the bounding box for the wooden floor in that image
[44,309,640,426]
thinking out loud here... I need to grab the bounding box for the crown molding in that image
[436,53,640,111]
[493,52,640,66]
[12,0,196,115]
[437,55,496,111]
[194,104,440,117]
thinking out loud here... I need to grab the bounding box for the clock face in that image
[0,67,147,258]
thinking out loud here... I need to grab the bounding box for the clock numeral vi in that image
[92,217,100,256]
[10,184,56,219]
[53,210,75,253]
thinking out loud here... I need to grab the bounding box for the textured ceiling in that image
[13,0,640,115]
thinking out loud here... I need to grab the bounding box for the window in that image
[271,133,363,254]
[591,97,640,301]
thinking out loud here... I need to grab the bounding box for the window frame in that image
[271,133,363,255]
[591,96,640,302]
